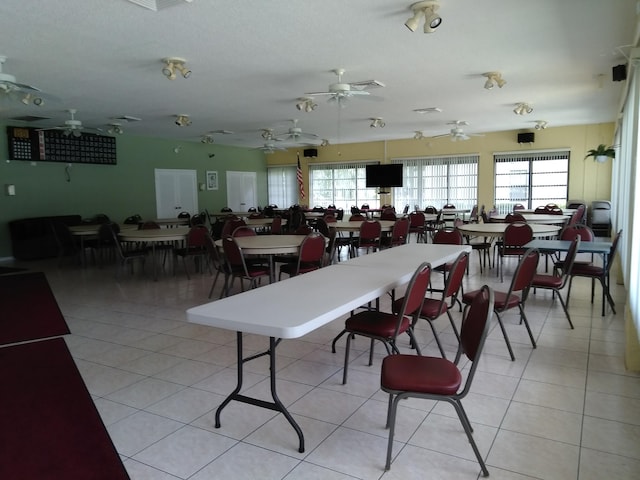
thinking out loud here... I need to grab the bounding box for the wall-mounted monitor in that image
[365,163,403,188]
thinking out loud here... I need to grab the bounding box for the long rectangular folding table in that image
[186,243,471,452]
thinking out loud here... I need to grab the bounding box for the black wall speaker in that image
[517,132,535,143]
[303,148,318,158]
[613,64,627,82]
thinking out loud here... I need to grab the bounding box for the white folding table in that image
[186,243,470,452]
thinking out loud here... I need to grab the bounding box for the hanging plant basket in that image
[585,144,615,162]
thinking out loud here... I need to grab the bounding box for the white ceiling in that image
[0,0,637,149]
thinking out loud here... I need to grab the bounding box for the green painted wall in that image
[0,125,267,258]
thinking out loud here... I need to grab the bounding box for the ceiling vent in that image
[126,0,193,11]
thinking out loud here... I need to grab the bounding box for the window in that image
[309,161,379,210]
[267,166,297,208]
[494,151,569,214]
[392,155,478,211]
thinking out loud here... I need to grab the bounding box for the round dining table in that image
[69,223,138,266]
[457,222,561,238]
[490,214,570,225]
[119,226,191,280]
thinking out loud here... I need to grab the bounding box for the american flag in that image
[297,154,305,199]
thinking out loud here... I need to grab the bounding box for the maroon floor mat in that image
[0,271,69,346]
[0,338,130,479]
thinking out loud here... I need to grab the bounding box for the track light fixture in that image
[482,71,506,90]
[513,103,533,115]
[21,93,44,106]
[413,131,424,140]
[162,57,191,80]
[405,1,442,33]
[534,120,548,130]
[175,114,191,127]
[295,97,318,112]
[201,134,215,144]
[320,139,330,147]
[107,123,124,135]
[261,128,274,140]
[370,117,385,128]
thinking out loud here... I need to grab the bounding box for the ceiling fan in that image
[305,68,384,106]
[273,119,318,142]
[253,143,288,154]
[0,55,46,105]
[432,121,484,141]
[38,109,99,137]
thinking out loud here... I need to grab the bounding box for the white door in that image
[226,171,257,212]
[155,169,198,218]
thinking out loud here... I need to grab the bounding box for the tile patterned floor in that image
[4,244,639,480]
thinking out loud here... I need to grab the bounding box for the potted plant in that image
[585,144,615,163]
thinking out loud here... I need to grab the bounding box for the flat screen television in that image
[365,164,403,188]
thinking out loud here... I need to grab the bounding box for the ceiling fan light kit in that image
[513,102,533,115]
[370,117,385,128]
[482,71,506,89]
[162,57,191,80]
[296,97,318,112]
[405,1,442,33]
[175,114,191,126]
[534,120,548,130]
[107,123,124,135]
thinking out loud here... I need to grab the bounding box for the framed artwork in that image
[206,170,218,190]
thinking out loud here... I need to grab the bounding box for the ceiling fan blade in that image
[304,91,334,96]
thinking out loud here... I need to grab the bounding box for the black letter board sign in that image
[6,126,117,165]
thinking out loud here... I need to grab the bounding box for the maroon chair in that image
[270,216,283,234]
[231,226,256,237]
[554,224,594,269]
[432,228,464,280]
[380,208,397,221]
[278,232,326,280]
[336,262,432,384]
[381,285,494,475]
[349,213,367,222]
[408,211,426,243]
[568,204,586,225]
[394,251,469,359]
[221,218,246,237]
[463,248,540,361]
[497,221,533,282]
[381,217,409,248]
[567,229,622,316]
[505,212,527,223]
[531,236,580,328]
[353,220,381,256]
[173,225,210,279]
[513,203,526,211]
[204,233,227,299]
[221,235,271,297]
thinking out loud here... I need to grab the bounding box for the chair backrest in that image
[396,262,432,323]
[569,204,586,225]
[433,228,463,245]
[298,232,326,265]
[557,236,581,285]
[312,205,325,212]
[361,203,370,210]
[221,218,246,237]
[221,235,245,270]
[503,222,533,247]
[351,206,361,215]
[458,285,495,367]
[323,214,337,224]
[204,232,223,267]
[513,203,526,211]
[424,206,438,214]
[468,205,478,222]
[98,222,118,244]
[606,230,623,274]
[271,216,283,234]
[560,223,594,242]
[186,225,209,247]
[349,213,366,221]
[402,204,410,214]
[442,251,469,299]
[141,221,161,230]
[315,218,331,237]
[391,217,410,244]
[178,211,191,219]
[443,203,456,210]
[381,208,397,221]
[220,207,232,213]
[124,214,142,225]
[359,220,382,241]
[409,211,425,227]
[232,226,256,237]
[505,248,540,297]
[505,212,527,223]
[190,213,206,226]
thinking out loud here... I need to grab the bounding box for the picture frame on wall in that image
[206,171,218,190]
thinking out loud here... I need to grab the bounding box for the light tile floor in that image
[4,244,639,480]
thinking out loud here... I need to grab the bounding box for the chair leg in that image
[385,393,403,471]
[449,398,490,477]
[518,305,537,348]
[555,288,574,329]
[342,332,353,384]
[446,311,461,344]
[426,319,447,359]
[494,311,516,361]
[331,330,348,353]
